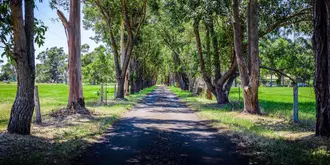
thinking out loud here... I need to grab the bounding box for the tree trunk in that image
[34,86,42,124]
[172,51,189,90]
[7,0,36,135]
[232,0,260,114]
[193,21,216,96]
[206,89,212,100]
[270,71,273,87]
[58,0,86,113]
[116,78,125,99]
[215,73,238,104]
[313,0,330,136]
[100,83,104,103]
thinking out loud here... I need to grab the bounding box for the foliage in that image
[36,47,68,83]
[0,0,48,58]
[81,45,115,84]
[260,37,314,83]
[0,61,15,81]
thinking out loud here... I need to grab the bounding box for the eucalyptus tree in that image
[231,0,311,114]
[51,0,88,113]
[2,0,36,134]
[83,0,147,99]
[0,0,48,134]
[232,0,260,114]
[313,0,330,136]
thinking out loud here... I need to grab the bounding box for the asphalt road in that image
[75,86,249,165]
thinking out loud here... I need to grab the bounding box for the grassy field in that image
[170,86,330,165]
[0,82,155,165]
[230,87,316,123]
[0,83,117,130]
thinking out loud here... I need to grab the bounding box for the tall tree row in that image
[83,0,147,99]
[313,0,330,136]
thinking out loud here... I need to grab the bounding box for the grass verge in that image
[0,85,155,165]
[170,86,330,165]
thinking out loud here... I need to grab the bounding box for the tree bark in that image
[7,0,36,135]
[232,0,260,114]
[100,83,104,103]
[313,0,330,136]
[172,52,189,90]
[58,0,87,113]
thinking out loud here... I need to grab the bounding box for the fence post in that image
[114,84,117,99]
[34,86,42,124]
[293,85,299,122]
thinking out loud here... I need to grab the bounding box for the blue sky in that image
[0,0,100,65]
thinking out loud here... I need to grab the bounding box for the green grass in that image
[170,86,330,165]
[0,82,155,165]
[230,87,316,123]
[0,83,118,130]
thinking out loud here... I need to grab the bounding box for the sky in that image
[0,0,100,65]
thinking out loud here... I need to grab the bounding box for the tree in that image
[6,0,36,134]
[82,45,115,84]
[151,1,190,91]
[36,47,67,83]
[0,61,16,81]
[259,37,314,85]
[313,0,330,136]
[83,0,147,99]
[232,0,260,114]
[56,0,88,113]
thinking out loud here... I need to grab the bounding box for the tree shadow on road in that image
[75,117,250,165]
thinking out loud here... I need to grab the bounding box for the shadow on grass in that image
[0,133,91,165]
[218,127,330,165]
[170,87,329,165]
[0,113,125,165]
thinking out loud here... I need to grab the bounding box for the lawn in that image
[230,86,316,123]
[0,82,155,165]
[0,83,116,130]
[170,86,330,165]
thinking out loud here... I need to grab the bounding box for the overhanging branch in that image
[260,66,296,84]
[57,10,69,39]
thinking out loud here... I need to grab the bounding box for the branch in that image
[259,7,312,38]
[260,66,296,84]
[216,60,238,86]
[121,0,133,36]
[57,10,69,28]
[135,0,147,37]
[57,10,69,39]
